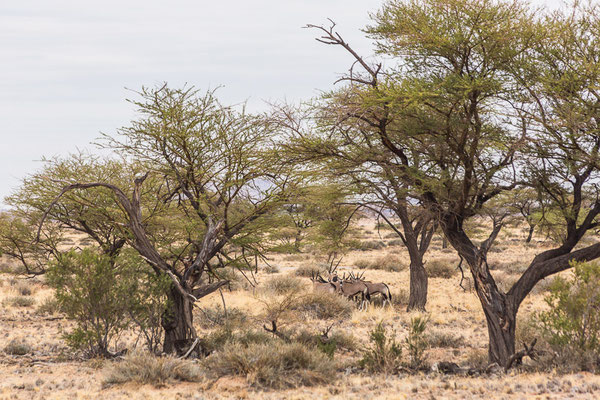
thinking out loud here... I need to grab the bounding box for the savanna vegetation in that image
[3,0,600,398]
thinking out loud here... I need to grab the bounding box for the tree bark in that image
[162,286,196,355]
[525,225,535,243]
[407,259,428,311]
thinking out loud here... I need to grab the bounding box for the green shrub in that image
[103,351,202,386]
[360,322,402,374]
[426,258,456,279]
[35,297,62,316]
[203,342,336,389]
[536,261,600,370]
[4,339,32,355]
[47,249,146,356]
[292,292,354,320]
[406,316,429,369]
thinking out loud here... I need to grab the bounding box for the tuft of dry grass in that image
[354,255,407,272]
[426,258,456,279]
[263,275,304,295]
[103,351,203,387]
[4,339,32,355]
[203,341,336,389]
[3,296,35,307]
[292,292,354,320]
[295,264,326,277]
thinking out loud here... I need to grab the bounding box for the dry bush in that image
[35,297,62,316]
[203,328,272,354]
[263,275,304,295]
[426,258,456,279]
[427,329,466,349]
[295,264,326,277]
[387,239,404,246]
[14,281,34,296]
[392,289,409,307]
[284,254,307,262]
[3,296,35,307]
[0,262,11,274]
[103,351,203,386]
[354,255,407,272]
[263,264,280,274]
[4,339,32,355]
[466,349,489,369]
[203,341,336,389]
[294,328,357,352]
[292,292,354,320]
[196,305,249,328]
[354,240,387,251]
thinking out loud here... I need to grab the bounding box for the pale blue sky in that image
[0,0,563,204]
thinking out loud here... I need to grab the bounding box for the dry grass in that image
[291,291,354,320]
[354,255,408,272]
[203,341,336,389]
[4,339,32,356]
[103,351,203,386]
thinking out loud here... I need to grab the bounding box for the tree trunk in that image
[441,218,516,366]
[407,260,428,311]
[442,236,448,249]
[525,225,535,243]
[162,286,196,355]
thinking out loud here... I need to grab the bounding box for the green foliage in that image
[536,261,600,366]
[47,249,166,356]
[360,322,403,374]
[406,315,429,369]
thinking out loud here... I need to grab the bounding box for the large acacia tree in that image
[304,0,600,366]
[42,86,296,354]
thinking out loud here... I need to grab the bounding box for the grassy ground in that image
[1,218,600,399]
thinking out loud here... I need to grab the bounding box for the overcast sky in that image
[0,0,562,204]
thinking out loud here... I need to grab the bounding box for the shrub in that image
[295,264,326,277]
[426,258,456,279]
[3,296,35,307]
[15,282,33,296]
[360,322,402,374]
[103,351,202,386]
[387,239,404,247]
[47,249,143,356]
[536,261,600,370]
[4,339,32,355]
[292,292,354,320]
[354,255,407,272]
[406,316,429,369]
[263,264,280,274]
[354,240,387,251]
[294,328,357,355]
[196,304,248,328]
[203,342,336,389]
[35,297,62,316]
[427,329,465,349]
[263,275,304,295]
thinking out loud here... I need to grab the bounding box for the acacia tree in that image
[42,86,295,354]
[354,0,600,366]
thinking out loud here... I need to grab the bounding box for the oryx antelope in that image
[330,274,370,311]
[310,272,336,293]
[348,271,392,308]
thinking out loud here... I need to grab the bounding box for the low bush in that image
[292,292,354,320]
[354,240,387,251]
[427,329,465,349]
[196,305,248,328]
[360,322,402,374]
[203,327,272,354]
[203,341,336,389]
[294,264,326,277]
[14,282,34,296]
[406,315,429,369]
[354,255,407,272]
[294,328,357,354]
[103,351,203,386]
[535,261,600,371]
[4,339,32,355]
[263,264,280,274]
[35,297,62,316]
[3,296,35,307]
[426,258,456,279]
[263,275,304,295]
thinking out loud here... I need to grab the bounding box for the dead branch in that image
[505,339,537,371]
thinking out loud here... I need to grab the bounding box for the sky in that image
[0,0,563,204]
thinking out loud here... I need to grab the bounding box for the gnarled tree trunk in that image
[162,286,196,355]
[407,259,428,311]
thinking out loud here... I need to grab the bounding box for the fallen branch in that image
[505,339,537,371]
[263,320,290,342]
